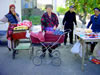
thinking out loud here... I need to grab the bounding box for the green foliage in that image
[57,7,69,14]
[66,0,100,24]
[42,6,45,11]
[66,0,100,14]
[22,16,41,25]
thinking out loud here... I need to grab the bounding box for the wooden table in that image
[75,32,100,71]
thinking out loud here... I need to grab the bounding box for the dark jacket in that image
[87,14,100,32]
[63,11,77,29]
[5,13,19,24]
[41,12,59,31]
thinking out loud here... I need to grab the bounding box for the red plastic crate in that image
[12,32,26,40]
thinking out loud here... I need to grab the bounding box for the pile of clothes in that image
[14,20,32,30]
[45,27,64,35]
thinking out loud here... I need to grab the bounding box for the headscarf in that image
[94,8,100,11]
[45,5,53,9]
[9,4,15,13]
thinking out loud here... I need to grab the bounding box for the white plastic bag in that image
[26,30,30,38]
[71,41,81,54]
[93,42,100,60]
[71,41,86,58]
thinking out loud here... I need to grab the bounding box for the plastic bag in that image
[71,41,86,58]
[71,41,81,54]
[26,30,30,38]
[93,42,100,60]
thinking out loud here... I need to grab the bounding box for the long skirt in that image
[7,24,17,49]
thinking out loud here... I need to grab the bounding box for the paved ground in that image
[0,45,100,75]
[0,15,100,75]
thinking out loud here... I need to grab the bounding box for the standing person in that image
[63,6,77,45]
[41,5,59,57]
[87,8,100,32]
[0,4,20,51]
[87,8,100,53]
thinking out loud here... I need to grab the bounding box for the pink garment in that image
[30,31,45,42]
[30,31,64,43]
[45,31,53,34]
[17,21,32,28]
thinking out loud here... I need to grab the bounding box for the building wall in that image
[0,0,21,30]
[0,0,21,19]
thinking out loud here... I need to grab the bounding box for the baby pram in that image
[30,29,71,66]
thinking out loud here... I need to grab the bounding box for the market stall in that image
[74,28,100,71]
[12,20,32,59]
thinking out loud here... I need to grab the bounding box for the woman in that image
[87,8,100,53]
[0,4,20,51]
[41,5,59,57]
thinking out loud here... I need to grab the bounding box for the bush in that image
[22,16,41,25]
[57,7,69,15]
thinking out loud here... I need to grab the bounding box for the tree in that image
[66,0,100,25]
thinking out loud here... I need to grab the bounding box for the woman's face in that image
[46,7,52,13]
[10,7,15,13]
[94,10,99,16]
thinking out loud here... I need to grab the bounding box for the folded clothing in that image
[53,30,64,35]
[91,59,100,64]
[45,27,54,32]
[30,31,45,43]
[17,20,32,28]
[45,27,64,35]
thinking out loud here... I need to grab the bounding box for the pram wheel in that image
[52,50,60,58]
[36,50,43,57]
[32,56,42,66]
[51,57,61,66]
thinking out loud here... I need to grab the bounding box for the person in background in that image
[41,4,59,57]
[87,8,100,53]
[0,4,20,51]
[87,8,100,32]
[63,6,77,45]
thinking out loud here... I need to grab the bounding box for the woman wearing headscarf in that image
[41,4,59,57]
[87,8,100,53]
[87,8,100,32]
[0,4,20,51]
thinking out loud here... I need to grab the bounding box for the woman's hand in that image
[42,31,45,36]
[53,26,57,30]
[12,11,16,16]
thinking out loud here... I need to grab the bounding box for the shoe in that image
[40,53,45,58]
[70,43,73,44]
[8,48,11,51]
[64,43,66,46]
[70,43,73,45]
[49,53,53,57]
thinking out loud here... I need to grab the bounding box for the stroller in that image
[30,29,71,66]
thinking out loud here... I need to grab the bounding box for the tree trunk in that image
[78,4,87,27]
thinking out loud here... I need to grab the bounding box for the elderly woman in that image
[87,8,100,53]
[41,5,59,57]
[0,4,20,51]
